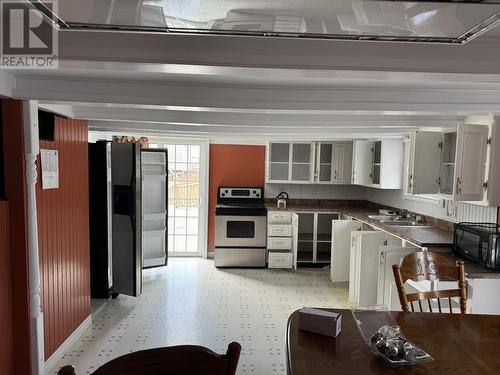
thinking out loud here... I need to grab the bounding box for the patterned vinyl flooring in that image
[51,258,349,375]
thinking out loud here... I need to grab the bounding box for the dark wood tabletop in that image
[286,308,500,375]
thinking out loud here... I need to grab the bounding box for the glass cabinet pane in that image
[270,163,289,181]
[440,165,455,195]
[320,143,332,163]
[292,143,311,163]
[319,165,331,182]
[292,164,310,181]
[373,141,382,164]
[270,143,290,162]
[442,132,457,164]
[372,165,381,185]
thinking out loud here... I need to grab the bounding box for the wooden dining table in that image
[286,308,500,375]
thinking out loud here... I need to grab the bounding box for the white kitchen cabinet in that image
[409,123,493,202]
[349,231,387,308]
[266,142,315,183]
[294,212,340,265]
[352,140,372,185]
[316,141,353,184]
[376,245,419,311]
[370,139,404,189]
[267,210,294,269]
[330,220,362,282]
[408,131,442,195]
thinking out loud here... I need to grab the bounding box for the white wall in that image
[265,183,366,200]
[366,188,498,223]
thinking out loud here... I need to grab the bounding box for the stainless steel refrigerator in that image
[89,142,168,299]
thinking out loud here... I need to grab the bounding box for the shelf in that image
[143,213,167,220]
[143,174,167,181]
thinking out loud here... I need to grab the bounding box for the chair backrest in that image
[392,251,467,314]
[58,342,241,375]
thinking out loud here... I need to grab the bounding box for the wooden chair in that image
[57,342,241,375]
[392,251,467,314]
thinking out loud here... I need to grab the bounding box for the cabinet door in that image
[487,120,500,206]
[330,220,362,282]
[318,142,333,182]
[377,246,418,310]
[410,131,441,194]
[291,213,299,270]
[332,143,345,183]
[291,143,314,182]
[268,143,290,181]
[454,124,489,201]
[352,140,373,186]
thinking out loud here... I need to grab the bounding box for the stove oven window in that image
[226,220,255,239]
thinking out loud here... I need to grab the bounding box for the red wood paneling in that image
[0,201,13,375]
[2,99,31,375]
[208,144,266,252]
[36,117,90,359]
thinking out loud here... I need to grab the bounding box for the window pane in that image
[175,145,188,163]
[186,218,198,235]
[148,143,159,149]
[174,218,186,234]
[189,145,200,164]
[186,236,198,253]
[174,235,186,252]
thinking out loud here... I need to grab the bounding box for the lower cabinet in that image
[294,212,340,266]
[267,210,295,269]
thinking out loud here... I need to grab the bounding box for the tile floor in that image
[51,258,349,375]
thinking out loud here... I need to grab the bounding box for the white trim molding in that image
[0,71,14,98]
[23,100,44,375]
[44,315,92,373]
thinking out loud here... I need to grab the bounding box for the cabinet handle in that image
[456,177,461,194]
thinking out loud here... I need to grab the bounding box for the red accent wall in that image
[0,201,13,375]
[2,99,31,375]
[36,117,91,359]
[208,144,266,252]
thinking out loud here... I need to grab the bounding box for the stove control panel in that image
[219,187,262,199]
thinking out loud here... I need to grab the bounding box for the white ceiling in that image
[4,7,500,141]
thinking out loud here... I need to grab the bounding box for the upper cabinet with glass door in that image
[408,120,500,204]
[267,142,315,183]
[316,142,353,184]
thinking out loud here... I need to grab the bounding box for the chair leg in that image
[58,365,76,375]
[226,342,242,375]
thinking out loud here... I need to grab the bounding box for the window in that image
[0,101,5,199]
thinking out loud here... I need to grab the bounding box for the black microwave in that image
[453,222,500,270]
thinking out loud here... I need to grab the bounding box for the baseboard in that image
[45,314,92,372]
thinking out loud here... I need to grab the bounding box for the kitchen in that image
[2,1,500,375]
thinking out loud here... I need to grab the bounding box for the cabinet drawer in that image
[268,211,292,223]
[268,252,293,269]
[268,237,292,250]
[268,224,292,237]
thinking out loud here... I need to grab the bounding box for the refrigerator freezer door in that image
[141,149,168,268]
[111,143,142,297]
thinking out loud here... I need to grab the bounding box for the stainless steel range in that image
[214,187,267,267]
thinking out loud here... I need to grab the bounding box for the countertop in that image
[265,203,453,248]
[266,203,500,279]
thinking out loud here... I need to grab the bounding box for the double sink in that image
[367,215,432,228]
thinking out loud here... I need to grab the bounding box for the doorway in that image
[150,140,208,257]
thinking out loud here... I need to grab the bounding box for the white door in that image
[377,246,418,310]
[454,124,489,201]
[330,220,362,282]
[163,142,207,256]
[349,231,386,308]
[352,140,373,186]
[410,131,442,194]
